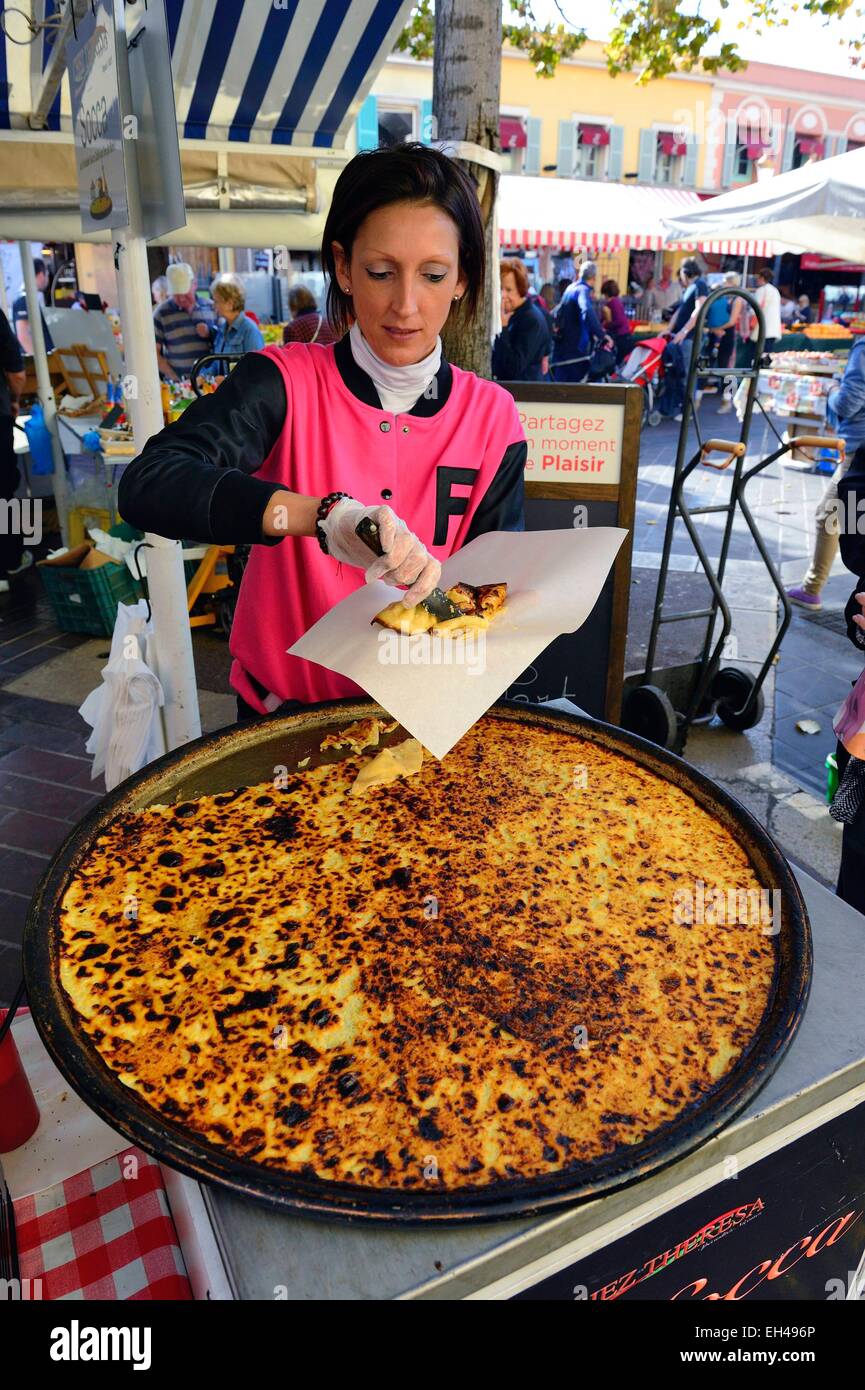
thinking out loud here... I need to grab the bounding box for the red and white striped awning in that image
[497,176,782,255]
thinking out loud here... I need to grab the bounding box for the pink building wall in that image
[705,60,865,187]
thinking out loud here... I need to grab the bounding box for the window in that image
[734,142,751,178]
[377,105,416,147]
[792,134,825,168]
[500,115,528,172]
[575,123,609,177]
[655,132,687,185]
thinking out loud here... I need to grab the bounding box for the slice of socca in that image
[373,582,507,634]
[350,738,423,795]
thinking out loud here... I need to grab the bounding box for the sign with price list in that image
[66,0,129,232]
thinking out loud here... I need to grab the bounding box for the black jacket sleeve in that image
[465,440,526,541]
[118,353,288,545]
[836,445,865,651]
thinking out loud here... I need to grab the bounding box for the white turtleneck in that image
[349,321,441,416]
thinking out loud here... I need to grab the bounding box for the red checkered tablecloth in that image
[13,1145,192,1300]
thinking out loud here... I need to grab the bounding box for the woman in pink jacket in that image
[119,144,526,719]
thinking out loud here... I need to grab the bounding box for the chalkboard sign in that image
[501,382,642,723]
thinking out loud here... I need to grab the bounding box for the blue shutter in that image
[837,133,848,155]
[682,138,698,186]
[607,124,624,180]
[781,126,796,172]
[722,140,737,186]
[356,95,378,151]
[823,134,835,160]
[420,99,434,144]
[524,117,542,175]
[637,129,656,182]
[557,119,575,176]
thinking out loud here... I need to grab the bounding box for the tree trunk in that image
[433,0,502,378]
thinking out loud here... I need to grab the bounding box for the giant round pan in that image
[24,700,811,1224]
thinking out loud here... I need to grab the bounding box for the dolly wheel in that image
[712,667,765,731]
[648,409,662,428]
[622,684,678,748]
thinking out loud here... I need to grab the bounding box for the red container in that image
[0,1016,40,1152]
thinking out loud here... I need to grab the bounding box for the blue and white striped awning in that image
[0,0,413,147]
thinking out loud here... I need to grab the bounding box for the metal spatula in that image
[355,517,463,621]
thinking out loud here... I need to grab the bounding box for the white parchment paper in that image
[290,528,626,759]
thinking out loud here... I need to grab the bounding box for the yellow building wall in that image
[500,41,714,186]
[367,45,714,188]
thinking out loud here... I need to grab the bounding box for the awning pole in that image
[113,231,202,752]
[110,0,201,752]
[18,241,70,546]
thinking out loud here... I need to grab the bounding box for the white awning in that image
[497,176,784,256]
[662,146,865,263]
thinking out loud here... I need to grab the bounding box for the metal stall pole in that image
[19,243,70,545]
[112,1,201,751]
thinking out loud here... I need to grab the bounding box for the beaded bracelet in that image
[315,491,354,555]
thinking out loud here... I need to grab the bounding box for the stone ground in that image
[0,394,861,1004]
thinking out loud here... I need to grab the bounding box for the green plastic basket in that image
[39,554,142,637]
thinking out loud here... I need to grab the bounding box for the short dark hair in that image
[500,258,529,297]
[601,279,620,298]
[33,258,46,276]
[680,258,701,280]
[321,143,485,338]
[757,267,774,284]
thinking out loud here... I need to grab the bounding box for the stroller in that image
[616,334,669,427]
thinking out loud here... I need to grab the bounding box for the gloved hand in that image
[319,499,441,608]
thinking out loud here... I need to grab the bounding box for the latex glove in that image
[319,499,441,607]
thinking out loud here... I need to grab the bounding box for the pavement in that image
[0,394,861,1005]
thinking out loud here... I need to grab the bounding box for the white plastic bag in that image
[79,600,167,790]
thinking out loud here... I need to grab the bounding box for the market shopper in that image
[668,258,708,376]
[787,334,865,609]
[550,261,607,383]
[153,262,216,382]
[0,308,27,593]
[743,267,782,366]
[120,143,526,718]
[599,280,632,364]
[492,258,552,382]
[12,257,54,355]
[200,274,264,379]
[282,285,339,346]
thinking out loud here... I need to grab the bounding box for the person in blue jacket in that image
[551,261,607,383]
[788,334,865,610]
[200,274,265,380]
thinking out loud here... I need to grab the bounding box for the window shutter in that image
[823,134,835,159]
[781,126,796,172]
[637,128,656,182]
[836,133,848,155]
[607,124,624,180]
[721,140,737,186]
[420,99,434,144]
[557,119,576,176]
[682,138,698,186]
[524,117,542,175]
[356,95,378,151]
